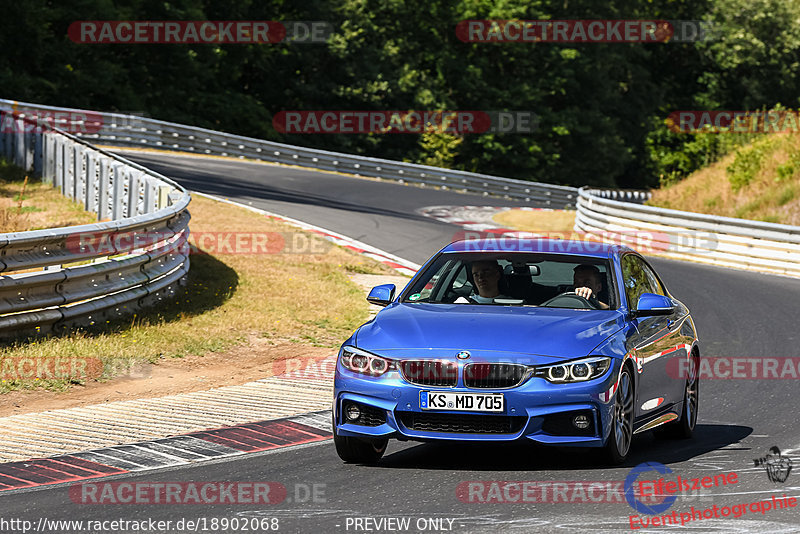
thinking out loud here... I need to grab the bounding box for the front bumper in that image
[333,359,621,447]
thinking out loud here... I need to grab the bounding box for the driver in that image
[573,264,609,309]
[455,259,511,304]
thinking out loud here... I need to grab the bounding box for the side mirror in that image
[632,293,675,318]
[367,284,396,307]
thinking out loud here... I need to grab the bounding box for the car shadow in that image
[375,423,752,472]
[0,251,239,344]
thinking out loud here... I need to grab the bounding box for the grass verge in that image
[0,158,96,232]
[492,208,577,233]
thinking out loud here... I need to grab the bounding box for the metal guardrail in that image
[575,188,800,278]
[0,106,191,338]
[587,189,652,204]
[0,99,578,208]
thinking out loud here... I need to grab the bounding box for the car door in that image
[621,254,684,423]
[639,259,694,405]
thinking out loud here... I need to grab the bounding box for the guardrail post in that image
[12,122,19,164]
[127,169,141,216]
[42,133,54,184]
[97,158,110,220]
[72,144,84,201]
[33,130,43,176]
[58,138,69,193]
[20,120,27,167]
[157,185,171,209]
[10,118,17,162]
[7,125,14,159]
[112,163,126,219]
[23,130,34,171]
[143,178,156,213]
[1,119,9,158]
[85,150,97,213]
[14,118,24,166]
[66,140,75,196]
[18,128,27,168]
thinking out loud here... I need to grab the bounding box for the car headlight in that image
[339,346,397,377]
[534,357,611,383]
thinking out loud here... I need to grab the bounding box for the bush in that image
[726,137,780,192]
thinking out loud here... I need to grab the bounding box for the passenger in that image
[457,260,511,304]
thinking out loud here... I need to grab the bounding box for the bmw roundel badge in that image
[456,351,471,360]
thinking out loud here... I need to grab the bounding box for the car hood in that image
[355,303,625,360]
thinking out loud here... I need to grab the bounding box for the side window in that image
[408,259,456,301]
[641,262,665,296]
[601,267,616,308]
[621,255,658,308]
[451,264,469,290]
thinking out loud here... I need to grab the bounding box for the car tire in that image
[655,353,698,440]
[332,413,388,464]
[604,366,634,465]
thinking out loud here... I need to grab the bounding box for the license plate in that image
[420,391,504,412]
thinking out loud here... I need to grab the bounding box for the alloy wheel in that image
[614,370,634,456]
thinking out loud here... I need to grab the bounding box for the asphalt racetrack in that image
[4,151,800,533]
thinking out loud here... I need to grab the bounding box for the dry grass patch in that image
[649,133,800,226]
[0,194,400,393]
[0,159,96,232]
[492,208,576,233]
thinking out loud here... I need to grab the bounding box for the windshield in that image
[402,252,617,309]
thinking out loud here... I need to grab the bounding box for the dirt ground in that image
[0,339,333,417]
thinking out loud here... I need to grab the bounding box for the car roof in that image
[442,237,633,258]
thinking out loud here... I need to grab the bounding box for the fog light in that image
[345,403,361,422]
[573,414,590,429]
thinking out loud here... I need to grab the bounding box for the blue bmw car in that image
[333,238,699,464]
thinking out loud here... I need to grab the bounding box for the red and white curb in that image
[417,205,558,235]
[417,205,514,231]
[0,357,339,483]
[0,411,332,492]
[193,191,420,276]
[0,372,336,464]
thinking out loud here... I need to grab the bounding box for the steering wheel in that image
[540,291,598,309]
